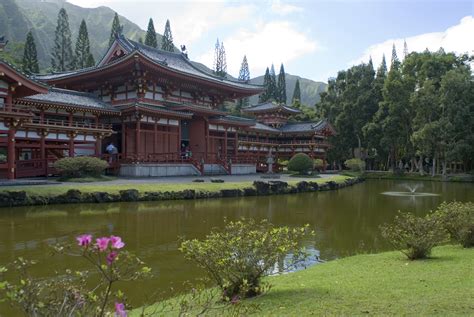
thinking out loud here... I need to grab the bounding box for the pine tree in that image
[238,55,250,82]
[138,37,143,44]
[22,31,39,74]
[74,20,94,69]
[277,63,286,104]
[145,18,158,48]
[213,39,227,77]
[51,8,75,71]
[237,55,250,110]
[403,40,408,58]
[219,42,227,77]
[161,19,174,52]
[269,64,277,101]
[259,67,271,103]
[292,78,301,104]
[391,43,400,70]
[109,13,121,47]
[86,53,95,67]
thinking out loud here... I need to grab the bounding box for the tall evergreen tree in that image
[145,18,158,48]
[403,40,408,58]
[74,20,94,69]
[22,31,39,74]
[161,19,174,52]
[292,78,301,104]
[259,67,271,103]
[138,37,143,44]
[51,8,75,71]
[86,53,95,68]
[238,55,250,82]
[391,43,400,70]
[237,55,250,110]
[277,63,286,104]
[109,13,121,47]
[269,64,277,101]
[213,39,227,77]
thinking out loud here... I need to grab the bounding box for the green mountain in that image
[0,0,158,70]
[249,73,327,106]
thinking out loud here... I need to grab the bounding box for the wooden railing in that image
[15,158,57,178]
[28,117,113,130]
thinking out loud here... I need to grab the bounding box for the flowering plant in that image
[0,234,150,317]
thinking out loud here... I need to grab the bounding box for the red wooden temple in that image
[0,35,335,179]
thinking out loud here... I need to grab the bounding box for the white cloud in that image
[350,16,474,68]
[271,0,303,15]
[68,0,256,46]
[196,21,320,77]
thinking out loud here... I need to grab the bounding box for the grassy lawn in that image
[134,245,473,316]
[0,175,351,196]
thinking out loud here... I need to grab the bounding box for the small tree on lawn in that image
[287,153,314,175]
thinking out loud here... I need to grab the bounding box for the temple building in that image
[0,35,334,179]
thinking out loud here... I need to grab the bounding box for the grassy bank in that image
[135,245,473,316]
[342,171,474,183]
[0,175,350,196]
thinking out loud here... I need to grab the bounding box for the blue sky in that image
[69,0,473,82]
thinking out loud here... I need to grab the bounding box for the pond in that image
[0,179,473,315]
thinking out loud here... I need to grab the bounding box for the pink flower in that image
[76,234,92,247]
[95,237,110,252]
[106,251,118,265]
[115,302,127,317]
[110,235,125,249]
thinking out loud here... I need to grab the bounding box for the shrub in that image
[180,218,314,299]
[344,158,366,172]
[436,201,474,248]
[287,153,313,175]
[54,156,108,178]
[380,211,447,260]
[0,234,150,317]
[313,159,324,170]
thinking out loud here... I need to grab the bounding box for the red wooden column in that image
[234,128,238,158]
[135,116,141,160]
[167,121,171,155]
[153,118,158,154]
[6,93,15,179]
[223,127,228,159]
[94,115,101,156]
[121,120,126,157]
[68,112,75,157]
[95,134,102,156]
[177,119,181,153]
[7,128,15,179]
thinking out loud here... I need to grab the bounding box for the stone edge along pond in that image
[0,177,363,208]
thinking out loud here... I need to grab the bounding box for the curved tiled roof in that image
[21,88,118,112]
[242,101,301,114]
[33,36,262,92]
[279,120,330,133]
[117,37,262,90]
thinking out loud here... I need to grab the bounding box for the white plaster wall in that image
[119,164,201,177]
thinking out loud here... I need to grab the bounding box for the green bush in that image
[380,211,447,260]
[436,201,474,248]
[313,159,324,170]
[54,156,108,178]
[344,158,366,172]
[180,218,313,299]
[287,153,313,175]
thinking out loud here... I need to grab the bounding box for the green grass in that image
[341,171,474,183]
[135,245,473,316]
[0,175,351,196]
[56,175,117,183]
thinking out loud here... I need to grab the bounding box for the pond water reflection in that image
[0,179,472,314]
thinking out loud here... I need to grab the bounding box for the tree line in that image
[318,45,474,175]
[20,9,175,74]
